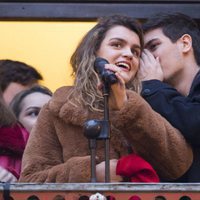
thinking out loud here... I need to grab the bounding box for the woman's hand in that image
[96,159,123,182]
[100,63,128,110]
[109,72,127,110]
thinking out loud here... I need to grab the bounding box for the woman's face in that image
[18,92,51,133]
[97,25,141,83]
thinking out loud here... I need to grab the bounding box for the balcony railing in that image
[0,183,200,200]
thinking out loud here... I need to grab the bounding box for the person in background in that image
[9,85,52,133]
[0,90,29,182]
[140,12,200,182]
[19,14,192,183]
[0,59,43,105]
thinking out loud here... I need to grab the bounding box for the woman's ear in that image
[180,34,192,53]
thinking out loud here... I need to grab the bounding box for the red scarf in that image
[116,153,159,182]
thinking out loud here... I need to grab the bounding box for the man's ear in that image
[180,34,192,53]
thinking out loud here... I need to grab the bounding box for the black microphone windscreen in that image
[94,57,109,73]
[94,57,118,84]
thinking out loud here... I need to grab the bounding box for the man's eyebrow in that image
[145,38,157,49]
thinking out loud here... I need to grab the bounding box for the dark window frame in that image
[0,1,199,22]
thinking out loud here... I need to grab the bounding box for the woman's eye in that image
[111,42,121,48]
[132,49,140,58]
[27,110,40,117]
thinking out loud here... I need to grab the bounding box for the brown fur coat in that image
[19,86,193,182]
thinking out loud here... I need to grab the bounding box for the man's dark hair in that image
[143,12,200,65]
[0,59,43,92]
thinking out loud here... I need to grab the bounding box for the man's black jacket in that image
[141,71,200,182]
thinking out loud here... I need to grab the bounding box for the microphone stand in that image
[89,139,97,183]
[83,82,111,183]
[83,120,101,183]
[102,82,110,182]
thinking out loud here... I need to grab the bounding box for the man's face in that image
[144,28,184,84]
[3,82,30,105]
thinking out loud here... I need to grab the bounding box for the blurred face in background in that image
[3,83,31,105]
[18,92,51,133]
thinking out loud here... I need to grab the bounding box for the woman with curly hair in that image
[19,14,192,183]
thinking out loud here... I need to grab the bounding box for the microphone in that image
[94,57,118,85]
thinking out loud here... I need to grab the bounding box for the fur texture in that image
[19,86,193,182]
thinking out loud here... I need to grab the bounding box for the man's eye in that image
[148,43,158,51]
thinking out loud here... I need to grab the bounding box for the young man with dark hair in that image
[139,12,200,182]
[0,59,43,105]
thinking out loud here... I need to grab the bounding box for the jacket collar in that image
[49,86,103,126]
[189,70,200,97]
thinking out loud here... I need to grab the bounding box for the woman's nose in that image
[122,48,133,59]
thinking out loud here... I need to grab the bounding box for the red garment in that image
[0,124,29,179]
[116,153,160,182]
